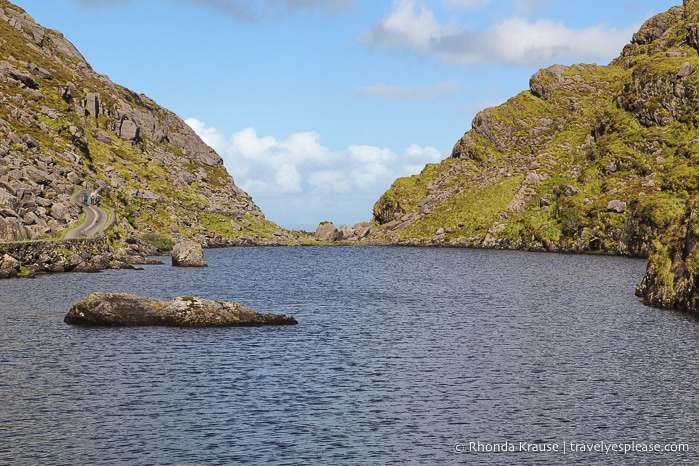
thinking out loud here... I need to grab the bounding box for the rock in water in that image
[171,241,207,267]
[64,292,298,327]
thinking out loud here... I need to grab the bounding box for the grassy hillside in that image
[371,1,699,311]
[0,0,304,249]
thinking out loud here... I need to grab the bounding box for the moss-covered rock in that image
[64,292,298,327]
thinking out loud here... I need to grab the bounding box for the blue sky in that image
[14,0,679,229]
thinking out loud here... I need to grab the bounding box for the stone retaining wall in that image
[0,234,114,277]
[0,210,124,278]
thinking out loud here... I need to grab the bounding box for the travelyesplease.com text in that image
[454,440,689,455]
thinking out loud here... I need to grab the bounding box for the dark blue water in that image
[0,247,698,465]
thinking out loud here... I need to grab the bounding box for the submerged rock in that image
[171,241,207,267]
[64,292,298,327]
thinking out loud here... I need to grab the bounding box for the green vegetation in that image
[202,213,280,239]
[141,232,175,252]
[398,176,523,240]
[373,18,699,255]
[0,1,283,248]
[367,4,699,310]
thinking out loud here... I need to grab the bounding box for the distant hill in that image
[0,0,295,249]
[370,0,699,312]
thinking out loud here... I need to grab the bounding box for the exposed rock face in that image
[0,0,289,248]
[64,292,298,327]
[171,241,207,267]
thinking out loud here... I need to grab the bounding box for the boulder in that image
[64,292,298,327]
[0,253,20,278]
[563,185,579,196]
[0,217,29,240]
[677,62,696,79]
[171,240,207,267]
[315,221,339,241]
[119,118,140,142]
[49,202,69,222]
[337,224,354,240]
[607,200,627,213]
[354,222,371,239]
[94,130,112,144]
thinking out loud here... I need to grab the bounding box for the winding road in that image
[65,190,110,239]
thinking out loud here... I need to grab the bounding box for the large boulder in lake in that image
[171,241,207,267]
[64,292,298,327]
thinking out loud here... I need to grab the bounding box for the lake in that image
[1,246,698,465]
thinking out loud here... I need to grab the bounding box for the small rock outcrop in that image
[171,241,207,267]
[0,253,19,278]
[314,221,372,242]
[64,292,298,327]
[315,221,341,241]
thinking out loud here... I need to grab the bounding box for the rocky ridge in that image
[0,0,296,254]
[369,0,699,313]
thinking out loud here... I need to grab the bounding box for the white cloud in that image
[359,0,443,50]
[351,163,393,190]
[354,81,459,100]
[434,16,636,65]
[400,144,443,174]
[309,170,353,193]
[280,131,335,164]
[347,145,396,164]
[360,0,638,66]
[403,143,442,162]
[229,127,277,157]
[276,163,302,193]
[185,118,445,226]
[241,178,270,193]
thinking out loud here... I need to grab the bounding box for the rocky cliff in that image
[371,0,699,312]
[0,0,293,251]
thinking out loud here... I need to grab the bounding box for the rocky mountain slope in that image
[370,0,699,312]
[0,0,293,250]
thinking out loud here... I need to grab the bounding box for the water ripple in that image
[0,247,698,465]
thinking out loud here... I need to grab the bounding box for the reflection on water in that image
[0,247,698,465]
